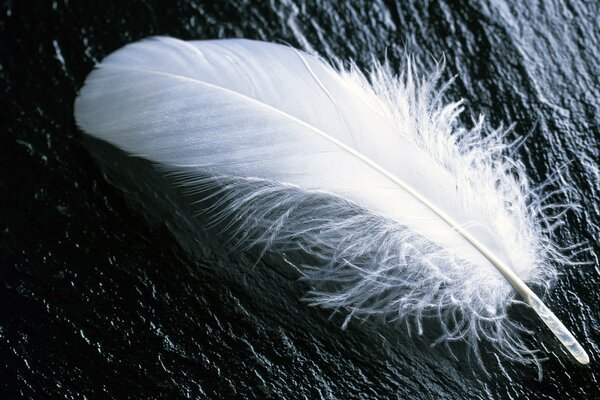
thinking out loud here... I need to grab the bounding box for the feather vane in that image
[74,37,588,365]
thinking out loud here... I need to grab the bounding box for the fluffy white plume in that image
[74,37,586,365]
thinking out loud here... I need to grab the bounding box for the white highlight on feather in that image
[74,37,588,365]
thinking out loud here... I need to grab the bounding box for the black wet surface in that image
[1,1,599,398]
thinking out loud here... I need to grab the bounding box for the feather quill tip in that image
[526,292,589,364]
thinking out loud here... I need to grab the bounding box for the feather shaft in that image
[74,36,589,366]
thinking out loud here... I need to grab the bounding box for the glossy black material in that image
[1,1,598,398]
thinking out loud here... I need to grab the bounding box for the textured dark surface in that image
[1,0,599,398]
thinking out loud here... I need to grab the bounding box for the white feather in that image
[74,37,588,365]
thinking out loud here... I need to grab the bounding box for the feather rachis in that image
[74,37,588,366]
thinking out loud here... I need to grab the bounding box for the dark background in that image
[1,0,599,398]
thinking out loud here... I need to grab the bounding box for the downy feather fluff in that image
[74,37,588,366]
